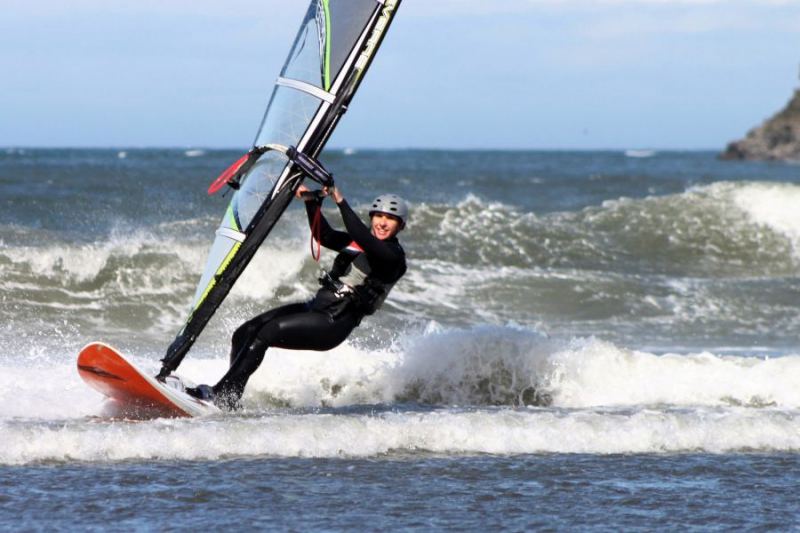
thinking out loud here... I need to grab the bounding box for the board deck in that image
[78,342,219,418]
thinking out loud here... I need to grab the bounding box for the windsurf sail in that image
[159,0,402,377]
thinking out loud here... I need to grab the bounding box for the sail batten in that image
[276,78,336,104]
[160,0,402,375]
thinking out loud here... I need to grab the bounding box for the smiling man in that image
[187,183,408,409]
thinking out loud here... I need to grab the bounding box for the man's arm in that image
[298,185,350,250]
[333,193,404,265]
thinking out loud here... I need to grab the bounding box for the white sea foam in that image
[3,406,799,464]
[0,221,309,300]
[208,326,800,412]
[390,260,539,321]
[410,184,800,270]
[7,326,800,419]
[1,229,194,285]
[3,327,800,463]
[544,338,800,408]
[731,181,800,259]
[411,194,540,268]
[228,236,309,302]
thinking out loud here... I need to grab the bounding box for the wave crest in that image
[240,325,800,410]
[409,182,800,275]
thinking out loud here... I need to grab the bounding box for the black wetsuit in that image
[210,198,406,407]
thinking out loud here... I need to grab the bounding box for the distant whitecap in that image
[625,149,656,158]
[343,148,357,156]
[185,149,206,157]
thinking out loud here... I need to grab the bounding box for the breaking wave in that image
[410,181,800,275]
[2,325,799,463]
[4,180,800,349]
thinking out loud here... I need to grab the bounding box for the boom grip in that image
[287,146,334,187]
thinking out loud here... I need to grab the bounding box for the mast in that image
[159,0,402,377]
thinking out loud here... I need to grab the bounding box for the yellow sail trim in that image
[193,242,242,312]
[225,203,240,230]
[192,204,243,313]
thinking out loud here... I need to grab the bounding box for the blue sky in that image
[2,0,799,150]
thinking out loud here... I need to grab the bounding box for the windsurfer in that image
[187,185,408,409]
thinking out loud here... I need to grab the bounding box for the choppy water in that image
[2,148,800,528]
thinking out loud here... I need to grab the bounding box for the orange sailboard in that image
[77,342,219,418]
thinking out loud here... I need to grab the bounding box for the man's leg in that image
[186,303,308,405]
[212,308,360,407]
[227,303,309,365]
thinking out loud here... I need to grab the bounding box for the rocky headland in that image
[720,88,800,161]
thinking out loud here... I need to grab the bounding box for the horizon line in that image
[2,145,725,153]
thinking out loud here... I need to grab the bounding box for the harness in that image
[318,269,355,299]
[316,240,401,316]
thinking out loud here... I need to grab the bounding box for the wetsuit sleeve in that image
[337,199,404,264]
[304,201,351,251]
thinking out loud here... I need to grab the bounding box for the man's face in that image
[370,213,402,240]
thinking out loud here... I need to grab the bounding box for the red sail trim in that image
[208,153,249,195]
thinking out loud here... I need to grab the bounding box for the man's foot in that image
[185,384,215,401]
[186,384,242,411]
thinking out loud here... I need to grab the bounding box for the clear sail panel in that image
[280,2,326,88]
[189,86,321,312]
[189,206,241,311]
[180,0,391,333]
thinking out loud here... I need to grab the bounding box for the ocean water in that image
[2,148,800,529]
